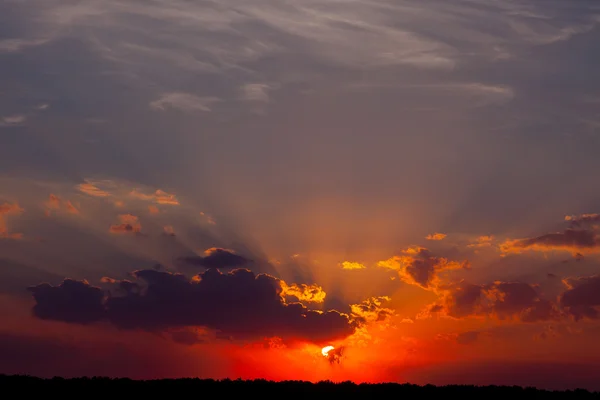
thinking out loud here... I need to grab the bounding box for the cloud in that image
[199,212,216,225]
[240,83,273,102]
[350,296,394,324]
[0,202,24,239]
[340,261,366,270]
[148,205,160,214]
[565,213,600,228]
[500,229,600,255]
[76,180,179,211]
[178,247,252,269]
[77,181,112,198]
[44,194,79,216]
[426,281,560,322]
[130,189,179,205]
[0,115,27,127]
[0,38,51,53]
[5,0,599,88]
[109,214,142,234]
[28,279,106,324]
[468,235,494,248]
[280,282,326,304]
[28,268,357,344]
[377,246,469,290]
[425,233,446,241]
[559,275,600,321]
[163,225,175,236]
[149,93,221,113]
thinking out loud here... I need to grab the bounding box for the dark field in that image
[2,375,598,398]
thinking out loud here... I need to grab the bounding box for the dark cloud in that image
[326,346,344,364]
[429,281,560,322]
[28,268,356,344]
[177,247,252,269]
[28,279,105,324]
[488,282,559,323]
[565,213,600,228]
[500,229,600,254]
[377,247,469,290]
[432,282,485,318]
[560,275,600,321]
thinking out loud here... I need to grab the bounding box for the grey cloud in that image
[8,0,599,76]
[240,83,273,102]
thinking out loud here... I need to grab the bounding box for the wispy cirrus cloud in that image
[7,0,599,79]
[149,93,221,113]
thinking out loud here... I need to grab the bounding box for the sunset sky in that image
[2,0,600,391]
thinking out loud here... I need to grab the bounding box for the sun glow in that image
[321,346,335,357]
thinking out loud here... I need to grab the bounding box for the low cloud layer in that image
[28,268,357,344]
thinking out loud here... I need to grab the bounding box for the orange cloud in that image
[163,225,175,236]
[44,194,79,216]
[77,181,111,197]
[499,229,600,255]
[109,214,142,234]
[200,211,216,225]
[426,233,446,241]
[340,261,366,270]
[280,282,326,303]
[468,235,494,248]
[148,205,160,214]
[377,246,469,290]
[0,202,24,239]
[350,296,394,324]
[130,189,179,205]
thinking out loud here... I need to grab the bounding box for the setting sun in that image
[321,346,335,357]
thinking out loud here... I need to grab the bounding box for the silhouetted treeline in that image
[1,375,598,398]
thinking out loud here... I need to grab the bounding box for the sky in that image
[1,0,600,391]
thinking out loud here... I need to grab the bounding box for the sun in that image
[321,345,335,357]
